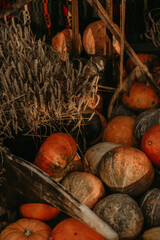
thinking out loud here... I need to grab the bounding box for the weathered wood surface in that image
[0,147,119,240]
[0,0,32,19]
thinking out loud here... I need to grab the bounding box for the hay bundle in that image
[0,16,99,141]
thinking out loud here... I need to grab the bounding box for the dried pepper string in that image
[63,0,72,29]
[42,0,51,38]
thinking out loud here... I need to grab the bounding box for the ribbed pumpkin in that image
[83,20,120,56]
[141,124,160,167]
[133,108,160,142]
[102,115,138,147]
[51,218,106,240]
[98,145,155,196]
[19,203,60,221]
[122,82,159,112]
[52,29,73,61]
[83,141,121,176]
[0,218,52,240]
[34,133,77,182]
[126,53,157,72]
[140,188,160,228]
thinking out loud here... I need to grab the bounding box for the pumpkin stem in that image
[24,228,32,237]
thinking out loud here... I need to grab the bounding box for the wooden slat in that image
[72,0,82,57]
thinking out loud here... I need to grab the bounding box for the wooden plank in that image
[86,0,160,92]
[0,147,119,240]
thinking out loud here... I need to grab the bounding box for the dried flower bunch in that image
[0,16,99,140]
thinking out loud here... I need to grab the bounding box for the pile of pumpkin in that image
[1,55,160,240]
[1,21,160,240]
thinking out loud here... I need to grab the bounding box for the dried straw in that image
[0,16,99,140]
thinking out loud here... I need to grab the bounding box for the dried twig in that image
[107,66,145,118]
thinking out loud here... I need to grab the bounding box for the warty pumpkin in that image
[122,82,159,112]
[102,115,138,147]
[34,132,77,182]
[98,145,155,196]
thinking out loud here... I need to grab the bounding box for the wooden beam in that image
[0,0,32,19]
[72,0,82,57]
[105,0,113,56]
[86,0,160,92]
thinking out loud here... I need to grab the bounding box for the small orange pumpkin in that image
[102,115,138,147]
[0,218,52,240]
[52,29,73,61]
[84,94,104,112]
[141,124,160,167]
[122,82,159,111]
[52,218,106,240]
[34,133,77,182]
[19,203,60,221]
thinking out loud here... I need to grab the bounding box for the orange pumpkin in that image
[61,172,105,209]
[102,115,138,147]
[126,53,157,72]
[51,218,106,240]
[0,218,52,240]
[83,20,120,56]
[83,94,104,112]
[70,152,83,172]
[19,203,60,221]
[141,124,160,167]
[34,133,77,182]
[122,82,159,111]
[52,29,73,61]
